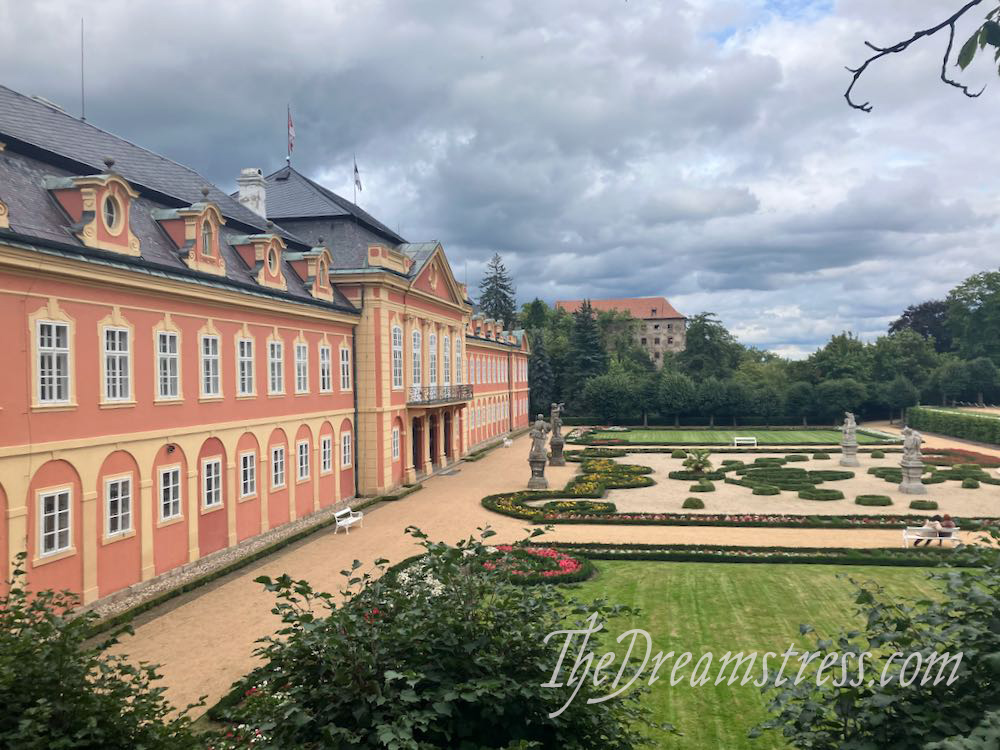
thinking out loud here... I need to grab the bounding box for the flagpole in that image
[286,104,291,166]
[353,153,357,205]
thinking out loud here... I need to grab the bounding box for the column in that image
[186,467,199,562]
[403,419,417,483]
[139,477,155,580]
[422,416,432,472]
[81,489,98,604]
[435,411,446,468]
[226,460,238,546]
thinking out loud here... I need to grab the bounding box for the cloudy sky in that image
[2,0,999,357]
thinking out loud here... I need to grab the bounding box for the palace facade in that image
[0,85,529,604]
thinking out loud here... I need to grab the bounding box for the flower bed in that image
[483,545,594,584]
[534,512,990,529]
[539,541,984,568]
[539,499,616,514]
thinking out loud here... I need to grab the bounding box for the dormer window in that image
[103,195,121,233]
[201,220,214,257]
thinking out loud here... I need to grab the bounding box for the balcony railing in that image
[408,384,473,406]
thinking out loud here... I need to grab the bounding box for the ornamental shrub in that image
[870,450,885,458]
[0,554,201,749]
[909,499,939,510]
[785,454,809,462]
[221,529,669,748]
[812,452,831,460]
[855,495,892,506]
[798,488,845,501]
[682,497,705,509]
[907,405,1000,446]
[807,470,855,482]
[752,484,781,496]
[671,449,687,458]
[689,479,715,492]
[962,478,981,489]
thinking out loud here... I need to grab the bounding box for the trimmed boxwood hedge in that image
[671,449,688,458]
[752,484,781,496]
[785,454,809,462]
[870,450,886,458]
[682,497,705,509]
[798,488,845,501]
[856,495,892,506]
[908,406,1000,446]
[689,479,715,492]
[910,500,939,510]
[812,452,831,460]
[962,478,981,489]
[669,469,725,481]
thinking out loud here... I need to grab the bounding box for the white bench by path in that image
[902,526,960,548]
[334,507,364,534]
[733,436,758,447]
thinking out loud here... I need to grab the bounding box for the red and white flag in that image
[287,105,295,155]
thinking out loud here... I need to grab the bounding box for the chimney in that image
[237,167,267,218]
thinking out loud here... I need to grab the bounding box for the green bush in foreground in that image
[909,499,940,510]
[0,554,201,749]
[754,534,1000,749]
[220,528,670,749]
[798,488,845,501]
[855,495,892,507]
[682,497,705,509]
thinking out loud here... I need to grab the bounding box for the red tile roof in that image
[555,296,684,320]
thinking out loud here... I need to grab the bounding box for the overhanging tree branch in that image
[845,0,987,112]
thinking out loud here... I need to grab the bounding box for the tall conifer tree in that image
[566,300,608,401]
[528,333,554,415]
[477,253,517,328]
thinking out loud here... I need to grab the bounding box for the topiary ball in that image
[870,450,886,458]
[855,495,892,506]
[682,497,705,509]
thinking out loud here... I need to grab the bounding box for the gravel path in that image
[112,429,993,716]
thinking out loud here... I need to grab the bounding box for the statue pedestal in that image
[898,458,927,495]
[840,440,860,467]
[528,455,549,489]
[549,436,565,467]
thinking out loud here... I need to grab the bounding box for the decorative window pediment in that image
[286,246,333,301]
[230,234,287,291]
[152,200,227,276]
[45,173,141,256]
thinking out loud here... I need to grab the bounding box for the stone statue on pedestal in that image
[527,414,551,488]
[839,411,860,467]
[548,402,566,467]
[898,425,927,495]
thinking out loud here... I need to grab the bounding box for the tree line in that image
[519,269,1000,426]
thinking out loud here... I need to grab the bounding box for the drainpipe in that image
[353,285,362,498]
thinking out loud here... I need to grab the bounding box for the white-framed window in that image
[455,340,462,384]
[412,330,422,386]
[429,334,437,385]
[105,476,132,536]
[391,326,403,389]
[340,348,351,390]
[201,335,221,397]
[269,340,284,394]
[271,445,286,488]
[159,467,181,520]
[203,458,222,508]
[321,435,333,473]
[297,440,310,481]
[341,431,352,468]
[295,342,309,393]
[39,489,71,556]
[319,345,332,392]
[443,336,451,385]
[237,338,254,396]
[240,452,257,498]
[157,331,179,399]
[391,426,400,460]
[37,320,70,404]
[103,327,130,401]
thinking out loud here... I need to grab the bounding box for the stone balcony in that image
[407,384,473,406]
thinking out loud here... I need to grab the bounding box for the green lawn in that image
[589,428,885,445]
[573,561,941,749]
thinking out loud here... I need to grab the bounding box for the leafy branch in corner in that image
[845,0,1000,111]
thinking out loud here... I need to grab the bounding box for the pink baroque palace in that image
[0,85,530,605]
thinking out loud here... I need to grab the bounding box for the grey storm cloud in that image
[2,0,1000,357]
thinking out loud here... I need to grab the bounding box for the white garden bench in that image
[902,526,960,548]
[733,436,758,447]
[334,507,364,534]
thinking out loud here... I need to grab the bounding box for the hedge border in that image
[908,406,1000,447]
